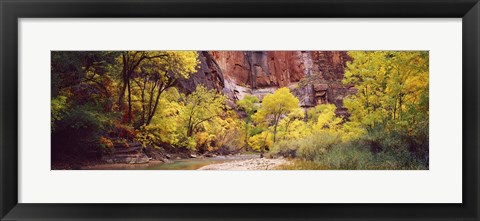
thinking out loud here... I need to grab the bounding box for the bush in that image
[271,139,301,158]
[320,142,374,169]
[317,142,427,170]
[272,130,427,170]
[271,131,341,161]
[51,104,116,162]
[271,123,428,170]
[296,132,341,161]
[357,127,428,169]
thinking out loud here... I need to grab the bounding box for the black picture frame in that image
[1,0,479,220]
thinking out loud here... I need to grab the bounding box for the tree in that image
[343,51,429,134]
[279,108,305,140]
[131,51,199,126]
[311,104,342,132]
[253,87,299,144]
[118,51,198,125]
[180,85,226,149]
[137,88,185,148]
[236,95,259,149]
[343,51,429,156]
[195,110,245,153]
[51,51,119,162]
[248,130,272,158]
[118,52,151,123]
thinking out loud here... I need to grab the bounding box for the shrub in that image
[296,132,341,161]
[271,121,428,170]
[319,142,373,169]
[317,142,426,170]
[271,139,301,158]
[99,136,114,156]
[51,104,116,162]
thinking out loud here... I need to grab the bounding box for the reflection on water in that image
[141,155,259,170]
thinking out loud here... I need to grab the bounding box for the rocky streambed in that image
[80,154,291,170]
[197,157,291,170]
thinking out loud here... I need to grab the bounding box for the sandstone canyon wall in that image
[178,51,354,115]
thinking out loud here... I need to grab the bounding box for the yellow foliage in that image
[311,104,342,133]
[253,87,300,143]
[99,136,114,149]
[248,131,273,151]
[343,51,429,133]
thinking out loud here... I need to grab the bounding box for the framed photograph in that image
[1,0,479,220]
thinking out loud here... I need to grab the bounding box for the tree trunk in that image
[118,80,127,111]
[244,123,250,151]
[273,123,278,144]
[140,76,147,126]
[283,121,291,140]
[146,86,163,126]
[398,93,403,121]
[127,78,132,124]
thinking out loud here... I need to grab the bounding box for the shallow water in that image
[134,154,259,170]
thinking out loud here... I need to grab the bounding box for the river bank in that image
[78,154,273,170]
[198,157,291,170]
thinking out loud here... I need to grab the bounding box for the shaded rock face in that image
[179,51,353,115]
[177,51,225,94]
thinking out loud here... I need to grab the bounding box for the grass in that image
[276,159,328,170]
[271,132,428,170]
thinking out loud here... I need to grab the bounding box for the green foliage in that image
[51,51,127,162]
[51,51,119,97]
[237,95,259,121]
[236,95,260,150]
[271,139,301,158]
[52,103,118,162]
[319,141,426,170]
[274,136,426,170]
[51,50,429,170]
[272,98,427,169]
[51,95,68,131]
[296,132,341,161]
[319,143,374,170]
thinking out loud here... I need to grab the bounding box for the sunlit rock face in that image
[211,51,306,88]
[178,51,353,115]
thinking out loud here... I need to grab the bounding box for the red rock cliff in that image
[178,51,353,113]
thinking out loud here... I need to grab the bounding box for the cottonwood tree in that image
[182,85,226,139]
[253,87,299,144]
[343,51,429,133]
[343,51,429,156]
[131,51,199,126]
[236,95,259,149]
[279,108,305,140]
[118,51,198,125]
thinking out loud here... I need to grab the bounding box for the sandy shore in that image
[198,157,290,170]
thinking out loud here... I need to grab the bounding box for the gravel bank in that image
[198,157,290,170]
